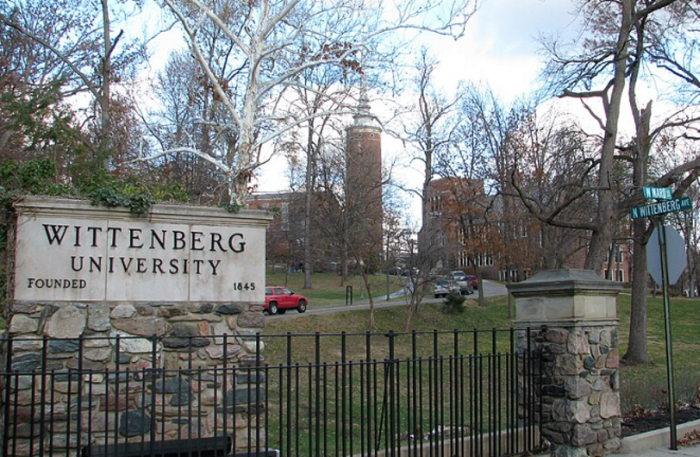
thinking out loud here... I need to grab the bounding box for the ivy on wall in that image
[0,157,192,318]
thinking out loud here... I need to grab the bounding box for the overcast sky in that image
[430,0,578,100]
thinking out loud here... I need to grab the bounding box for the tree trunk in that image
[584,0,633,272]
[623,218,651,364]
[100,0,112,166]
[359,266,375,329]
[303,122,315,290]
[686,216,694,297]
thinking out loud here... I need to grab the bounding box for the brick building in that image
[424,177,631,283]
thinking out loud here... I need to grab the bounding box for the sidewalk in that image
[615,444,700,457]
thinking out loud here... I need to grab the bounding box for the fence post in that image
[508,269,622,457]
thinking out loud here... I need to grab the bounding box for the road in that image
[266,279,509,320]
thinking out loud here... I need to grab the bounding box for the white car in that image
[434,280,459,298]
[450,270,467,281]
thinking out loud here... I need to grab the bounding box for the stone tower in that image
[345,90,383,268]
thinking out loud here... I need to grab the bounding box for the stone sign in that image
[12,197,271,302]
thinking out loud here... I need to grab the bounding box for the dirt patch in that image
[622,404,700,438]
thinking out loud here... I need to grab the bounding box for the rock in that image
[163,323,210,348]
[591,378,608,391]
[170,391,193,406]
[9,315,38,334]
[237,311,264,329]
[135,305,154,316]
[153,379,191,394]
[116,353,132,364]
[84,337,111,348]
[159,307,188,318]
[610,372,620,391]
[237,371,266,384]
[48,339,81,353]
[119,411,151,437]
[111,305,137,319]
[226,388,267,407]
[211,322,236,344]
[84,347,113,362]
[87,308,111,332]
[191,303,214,314]
[112,317,168,336]
[545,328,569,344]
[600,392,620,419]
[12,339,43,351]
[568,332,590,355]
[12,353,42,372]
[13,303,39,314]
[587,330,601,345]
[553,399,590,424]
[566,377,592,399]
[215,304,242,315]
[113,333,156,354]
[603,438,621,452]
[543,385,566,397]
[548,343,566,354]
[205,345,242,360]
[587,443,605,457]
[45,306,86,338]
[243,340,264,354]
[572,424,597,446]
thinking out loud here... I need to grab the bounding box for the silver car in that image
[434,279,459,298]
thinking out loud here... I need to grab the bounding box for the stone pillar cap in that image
[507,269,623,297]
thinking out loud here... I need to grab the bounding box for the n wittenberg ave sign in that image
[630,196,692,220]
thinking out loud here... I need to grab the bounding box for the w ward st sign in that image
[12,198,272,302]
[630,196,692,220]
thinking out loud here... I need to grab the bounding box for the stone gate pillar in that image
[507,270,623,457]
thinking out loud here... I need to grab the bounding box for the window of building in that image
[616,270,624,282]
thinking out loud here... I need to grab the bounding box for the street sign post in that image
[631,190,692,451]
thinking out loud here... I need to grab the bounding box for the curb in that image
[620,418,700,453]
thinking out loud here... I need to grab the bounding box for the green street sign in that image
[630,196,692,220]
[643,186,673,200]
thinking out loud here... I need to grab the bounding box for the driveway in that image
[266,279,509,319]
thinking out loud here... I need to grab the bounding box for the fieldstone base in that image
[509,270,622,457]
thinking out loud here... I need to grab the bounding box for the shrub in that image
[442,292,466,314]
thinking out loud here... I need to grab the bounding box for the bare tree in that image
[394,49,457,328]
[496,0,700,363]
[1,0,145,164]
[136,0,478,206]
[536,0,700,271]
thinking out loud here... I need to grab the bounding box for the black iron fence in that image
[0,328,542,457]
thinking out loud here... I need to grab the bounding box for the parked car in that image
[455,279,474,295]
[265,286,308,315]
[434,279,459,298]
[450,270,467,281]
[465,275,479,289]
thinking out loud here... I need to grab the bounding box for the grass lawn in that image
[265,270,407,307]
[616,293,700,412]
[265,283,700,414]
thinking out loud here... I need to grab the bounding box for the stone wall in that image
[3,197,272,456]
[509,270,622,457]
